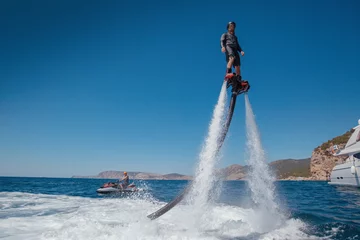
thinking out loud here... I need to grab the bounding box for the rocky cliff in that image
[310,128,354,180]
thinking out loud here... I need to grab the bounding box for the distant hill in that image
[269,158,311,179]
[72,158,312,180]
[162,173,191,180]
[72,171,192,180]
[217,164,248,180]
[214,158,311,180]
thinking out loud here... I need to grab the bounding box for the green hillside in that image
[269,158,311,178]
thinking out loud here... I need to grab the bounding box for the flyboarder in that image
[220,21,249,95]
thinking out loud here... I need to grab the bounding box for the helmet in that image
[227,21,236,29]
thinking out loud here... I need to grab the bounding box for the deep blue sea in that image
[1,177,359,240]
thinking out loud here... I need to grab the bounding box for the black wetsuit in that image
[220,32,243,67]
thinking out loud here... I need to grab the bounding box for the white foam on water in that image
[244,94,286,232]
[0,192,322,240]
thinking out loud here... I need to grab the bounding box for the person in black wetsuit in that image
[220,22,245,81]
[119,172,129,190]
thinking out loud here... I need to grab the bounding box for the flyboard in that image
[147,74,250,220]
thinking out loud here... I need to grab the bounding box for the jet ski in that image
[96,182,139,194]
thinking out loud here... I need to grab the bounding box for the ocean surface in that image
[0,177,359,240]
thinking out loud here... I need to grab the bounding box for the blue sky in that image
[1,0,359,177]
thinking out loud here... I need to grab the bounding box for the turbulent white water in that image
[186,82,228,224]
[244,94,285,232]
[0,192,323,240]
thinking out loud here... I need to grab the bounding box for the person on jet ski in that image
[119,171,130,190]
[220,21,245,82]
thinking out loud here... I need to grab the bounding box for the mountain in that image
[162,173,192,180]
[72,159,311,180]
[217,164,248,180]
[72,171,192,180]
[269,158,311,179]
[215,159,311,180]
